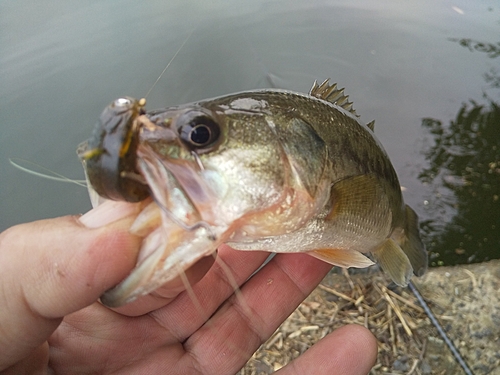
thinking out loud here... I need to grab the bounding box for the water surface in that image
[1,0,498,264]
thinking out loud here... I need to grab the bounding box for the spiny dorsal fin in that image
[366,120,375,131]
[309,79,359,117]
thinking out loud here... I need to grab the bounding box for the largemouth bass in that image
[78,79,427,307]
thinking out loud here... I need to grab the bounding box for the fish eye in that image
[178,112,220,149]
[114,97,133,107]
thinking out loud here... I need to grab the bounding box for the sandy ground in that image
[239,259,500,375]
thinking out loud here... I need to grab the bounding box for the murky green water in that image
[1,0,498,265]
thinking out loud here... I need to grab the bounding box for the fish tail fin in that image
[401,205,428,277]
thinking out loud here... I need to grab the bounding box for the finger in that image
[48,246,271,373]
[79,199,147,229]
[0,343,49,375]
[84,198,217,316]
[149,245,271,339]
[178,252,333,375]
[0,212,141,370]
[277,324,377,375]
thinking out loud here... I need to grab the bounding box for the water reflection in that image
[450,38,500,59]
[419,65,499,265]
[419,34,500,266]
[449,37,500,90]
[1,1,499,256]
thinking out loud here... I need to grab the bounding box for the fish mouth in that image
[99,143,221,307]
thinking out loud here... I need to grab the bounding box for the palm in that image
[1,216,376,375]
[48,247,333,374]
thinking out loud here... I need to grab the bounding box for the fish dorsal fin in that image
[309,79,359,117]
[366,120,375,131]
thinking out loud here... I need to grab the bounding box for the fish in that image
[78,79,428,307]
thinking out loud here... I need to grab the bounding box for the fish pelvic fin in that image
[309,79,359,117]
[398,205,428,277]
[372,204,428,287]
[310,248,374,268]
[372,238,413,287]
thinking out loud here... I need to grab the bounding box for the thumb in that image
[0,201,142,370]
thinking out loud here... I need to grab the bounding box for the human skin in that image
[0,201,377,374]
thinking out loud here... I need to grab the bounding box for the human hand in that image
[0,201,377,374]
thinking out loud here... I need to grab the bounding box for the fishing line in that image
[408,281,474,375]
[210,252,257,360]
[176,263,211,323]
[9,158,87,187]
[143,29,195,100]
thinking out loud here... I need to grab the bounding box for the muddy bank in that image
[240,260,500,375]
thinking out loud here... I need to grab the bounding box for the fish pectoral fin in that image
[310,248,374,268]
[372,238,413,287]
[399,205,428,276]
[327,174,392,239]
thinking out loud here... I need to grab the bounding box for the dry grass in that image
[239,260,500,375]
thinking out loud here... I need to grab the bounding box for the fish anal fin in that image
[310,248,374,268]
[395,205,428,277]
[372,238,413,287]
[309,78,359,117]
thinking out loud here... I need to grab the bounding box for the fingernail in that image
[80,200,144,228]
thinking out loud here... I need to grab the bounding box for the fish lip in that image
[100,145,221,307]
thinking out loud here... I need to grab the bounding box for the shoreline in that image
[240,259,500,374]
